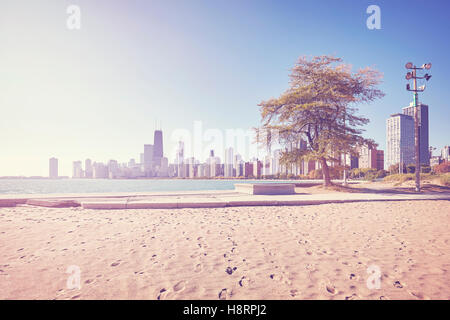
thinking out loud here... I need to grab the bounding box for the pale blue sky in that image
[1,0,449,176]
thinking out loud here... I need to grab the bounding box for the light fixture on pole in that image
[405,62,432,192]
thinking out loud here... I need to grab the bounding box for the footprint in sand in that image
[326,285,336,295]
[157,288,169,300]
[409,291,429,300]
[226,267,237,275]
[238,276,249,287]
[322,281,337,295]
[173,281,186,292]
[218,288,230,300]
[194,263,203,273]
[269,272,292,286]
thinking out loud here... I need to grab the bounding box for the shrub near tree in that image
[401,164,434,174]
[421,165,432,174]
[308,167,342,180]
[406,164,416,174]
[433,162,450,174]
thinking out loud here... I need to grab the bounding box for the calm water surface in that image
[0,179,310,195]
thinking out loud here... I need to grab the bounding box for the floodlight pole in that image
[412,68,420,192]
[405,62,431,192]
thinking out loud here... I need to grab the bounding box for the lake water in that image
[0,179,312,195]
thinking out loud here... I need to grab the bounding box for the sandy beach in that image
[1,199,449,300]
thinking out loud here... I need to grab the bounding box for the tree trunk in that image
[320,158,332,186]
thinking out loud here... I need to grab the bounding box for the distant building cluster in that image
[386,102,431,170]
[67,130,169,179]
[49,157,58,179]
[167,139,384,179]
[430,145,450,167]
[48,130,168,179]
[47,127,389,179]
[47,109,447,179]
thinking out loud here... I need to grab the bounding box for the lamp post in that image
[405,62,432,192]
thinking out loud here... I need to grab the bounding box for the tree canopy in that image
[258,55,385,185]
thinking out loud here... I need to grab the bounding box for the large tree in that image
[258,55,385,186]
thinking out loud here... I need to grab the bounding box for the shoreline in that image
[1,184,449,209]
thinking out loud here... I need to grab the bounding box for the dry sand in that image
[0,200,449,300]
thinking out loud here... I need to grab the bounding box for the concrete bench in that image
[234,183,296,195]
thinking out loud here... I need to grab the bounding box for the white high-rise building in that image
[72,161,83,178]
[93,162,108,179]
[158,157,169,177]
[386,113,415,170]
[49,158,58,179]
[224,147,234,177]
[108,160,119,178]
[271,149,281,175]
[233,154,243,177]
[85,159,93,178]
[144,144,154,177]
[176,141,184,165]
[263,155,271,176]
[206,150,221,177]
[198,164,206,178]
[442,146,450,162]
[176,141,185,177]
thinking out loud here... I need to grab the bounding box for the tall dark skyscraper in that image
[153,130,163,159]
[402,103,429,165]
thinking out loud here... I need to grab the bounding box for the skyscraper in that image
[271,149,281,175]
[143,144,154,176]
[176,141,184,165]
[153,130,163,160]
[85,159,93,178]
[176,141,185,177]
[49,158,58,179]
[386,113,414,170]
[93,162,108,179]
[152,130,165,175]
[442,146,450,162]
[72,161,83,178]
[402,103,429,165]
[359,146,384,171]
[108,160,119,178]
[224,147,234,177]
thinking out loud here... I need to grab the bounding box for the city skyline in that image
[1,1,450,176]
[45,124,393,180]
